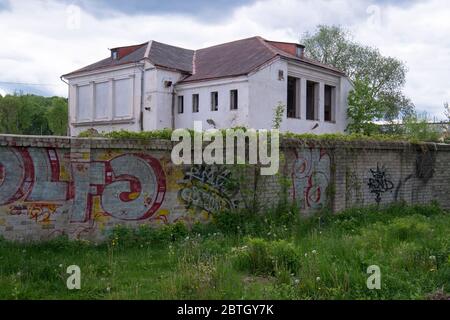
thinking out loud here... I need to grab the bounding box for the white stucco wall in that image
[248,58,351,134]
[67,64,143,136]
[175,77,249,130]
[143,67,185,131]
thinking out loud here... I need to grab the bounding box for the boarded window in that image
[230,90,238,110]
[324,85,335,122]
[94,82,109,120]
[306,81,318,120]
[287,77,299,118]
[77,84,91,121]
[211,91,218,111]
[178,96,184,114]
[192,94,199,113]
[114,79,132,118]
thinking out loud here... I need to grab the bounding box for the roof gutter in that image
[134,62,147,132]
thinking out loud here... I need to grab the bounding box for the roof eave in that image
[282,56,347,76]
[61,61,144,80]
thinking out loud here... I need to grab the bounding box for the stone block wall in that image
[0,134,449,241]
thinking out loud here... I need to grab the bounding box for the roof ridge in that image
[192,50,197,75]
[144,40,153,59]
[198,36,261,51]
[255,36,281,57]
[151,40,194,52]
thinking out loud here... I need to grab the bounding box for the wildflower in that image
[429,256,436,261]
[294,279,300,284]
[185,236,190,241]
[304,253,308,257]
[59,264,63,268]
[106,287,111,292]
[316,277,321,282]
[312,250,317,254]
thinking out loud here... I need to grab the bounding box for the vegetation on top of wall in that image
[77,128,448,145]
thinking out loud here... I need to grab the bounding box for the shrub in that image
[233,238,299,276]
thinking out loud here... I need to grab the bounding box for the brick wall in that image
[0,134,449,241]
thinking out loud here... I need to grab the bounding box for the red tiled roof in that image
[63,36,345,80]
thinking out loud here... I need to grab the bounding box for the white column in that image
[300,78,307,120]
[109,78,114,120]
[89,81,95,122]
[318,82,325,122]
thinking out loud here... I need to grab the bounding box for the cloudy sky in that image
[0,0,449,119]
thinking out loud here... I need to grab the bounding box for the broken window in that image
[192,94,199,113]
[230,89,238,110]
[211,91,218,111]
[324,85,335,122]
[287,76,300,118]
[177,95,184,114]
[306,80,318,120]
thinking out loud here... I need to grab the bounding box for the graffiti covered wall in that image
[1,135,450,241]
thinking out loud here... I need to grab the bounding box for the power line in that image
[0,81,62,87]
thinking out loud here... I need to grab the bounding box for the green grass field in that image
[0,203,449,300]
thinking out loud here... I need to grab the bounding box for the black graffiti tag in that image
[368,164,394,204]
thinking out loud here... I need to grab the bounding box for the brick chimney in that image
[266,40,305,58]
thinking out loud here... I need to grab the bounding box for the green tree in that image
[0,94,67,136]
[346,78,384,135]
[302,25,415,131]
[0,94,22,134]
[47,97,68,136]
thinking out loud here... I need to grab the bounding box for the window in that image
[230,90,238,110]
[306,81,318,120]
[211,91,218,111]
[192,94,199,113]
[287,76,300,118]
[177,96,184,114]
[77,84,91,121]
[114,78,132,118]
[94,82,109,120]
[324,85,335,122]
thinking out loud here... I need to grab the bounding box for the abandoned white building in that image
[62,36,353,136]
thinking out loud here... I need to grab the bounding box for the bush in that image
[233,238,300,276]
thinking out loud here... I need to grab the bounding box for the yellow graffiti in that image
[97,149,124,161]
[160,157,184,191]
[92,196,110,230]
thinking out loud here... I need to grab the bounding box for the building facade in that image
[63,37,353,136]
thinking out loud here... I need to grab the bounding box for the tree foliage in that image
[302,25,415,132]
[0,94,68,136]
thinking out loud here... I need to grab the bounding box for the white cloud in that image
[0,0,449,118]
[0,87,7,96]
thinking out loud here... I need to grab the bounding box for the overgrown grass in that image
[0,203,449,300]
